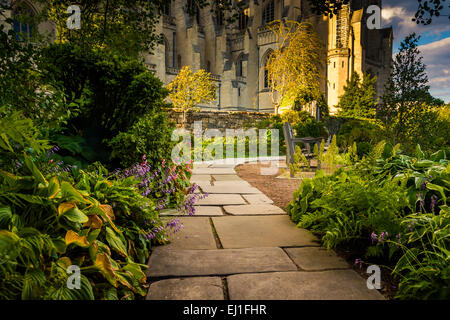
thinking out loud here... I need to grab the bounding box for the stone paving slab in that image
[190,175,212,182]
[196,181,213,191]
[212,174,244,181]
[212,181,251,187]
[193,206,224,216]
[223,204,284,215]
[242,194,274,204]
[209,164,237,168]
[193,164,211,168]
[147,247,297,277]
[159,207,224,216]
[159,217,217,250]
[192,168,236,175]
[227,270,385,300]
[212,216,319,248]
[146,277,224,300]
[284,247,349,271]
[201,185,262,194]
[196,194,246,206]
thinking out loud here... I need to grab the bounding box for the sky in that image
[382,0,450,102]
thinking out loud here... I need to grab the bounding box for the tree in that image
[379,33,436,144]
[265,21,324,114]
[338,72,378,118]
[305,0,448,25]
[195,0,448,26]
[33,0,165,57]
[166,66,216,127]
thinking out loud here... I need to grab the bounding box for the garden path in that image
[146,162,384,300]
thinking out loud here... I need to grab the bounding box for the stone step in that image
[284,247,350,271]
[159,217,217,250]
[192,168,236,175]
[212,215,319,248]
[223,204,284,215]
[242,194,274,204]
[147,247,297,277]
[190,175,212,183]
[201,185,262,194]
[212,174,244,181]
[196,194,246,206]
[212,181,251,187]
[227,270,385,300]
[146,277,224,300]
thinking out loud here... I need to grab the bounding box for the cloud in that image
[418,38,450,102]
[382,1,450,102]
[382,1,450,43]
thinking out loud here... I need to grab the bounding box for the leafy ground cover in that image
[287,142,449,299]
[0,115,200,299]
[0,24,201,299]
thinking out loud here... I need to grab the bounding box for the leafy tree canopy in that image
[338,72,378,119]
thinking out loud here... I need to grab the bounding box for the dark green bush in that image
[336,118,384,155]
[38,43,171,168]
[293,111,327,138]
[108,110,174,169]
[287,142,450,299]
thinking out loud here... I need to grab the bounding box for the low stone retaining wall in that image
[168,110,273,130]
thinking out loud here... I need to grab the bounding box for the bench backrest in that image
[283,122,296,164]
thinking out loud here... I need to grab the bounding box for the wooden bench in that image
[283,122,326,175]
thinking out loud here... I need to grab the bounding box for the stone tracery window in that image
[262,0,275,25]
[262,49,273,89]
[13,2,35,41]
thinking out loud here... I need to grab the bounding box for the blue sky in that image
[382,0,450,102]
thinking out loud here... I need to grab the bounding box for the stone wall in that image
[168,110,272,130]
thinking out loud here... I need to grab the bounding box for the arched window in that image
[187,0,200,25]
[13,2,35,41]
[261,49,273,89]
[162,2,171,16]
[262,1,274,25]
[164,37,171,68]
[264,69,269,88]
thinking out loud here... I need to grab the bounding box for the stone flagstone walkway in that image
[146,163,384,300]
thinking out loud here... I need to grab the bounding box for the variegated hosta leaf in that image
[123,261,147,284]
[105,227,128,257]
[57,202,76,215]
[89,205,119,232]
[60,181,92,204]
[65,230,90,247]
[94,253,118,287]
[58,202,89,224]
[47,177,60,199]
[83,215,103,229]
[99,204,115,221]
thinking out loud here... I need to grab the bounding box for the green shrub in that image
[336,118,384,155]
[39,43,170,167]
[293,111,327,138]
[287,169,407,251]
[287,143,449,299]
[392,209,450,300]
[0,107,49,171]
[0,156,162,299]
[108,110,174,169]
